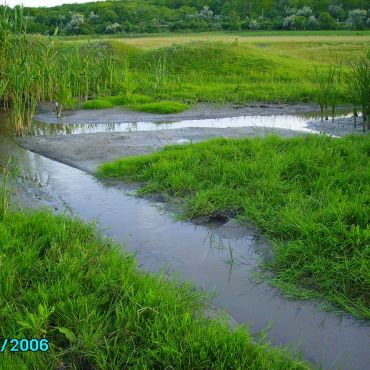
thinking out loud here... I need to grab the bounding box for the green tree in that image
[318,11,336,29]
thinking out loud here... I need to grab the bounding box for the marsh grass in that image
[82,93,152,109]
[1,10,366,135]
[120,41,356,105]
[347,53,370,132]
[0,157,11,220]
[0,8,128,134]
[98,134,370,319]
[81,99,114,109]
[314,62,342,122]
[0,210,307,369]
[153,55,167,93]
[82,94,188,114]
[130,101,188,114]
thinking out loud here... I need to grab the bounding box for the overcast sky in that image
[2,0,100,7]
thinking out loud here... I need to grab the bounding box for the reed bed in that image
[0,7,126,136]
[347,53,370,131]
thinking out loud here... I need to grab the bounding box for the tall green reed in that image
[347,53,370,132]
[0,157,12,220]
[314,62,341,122]
[153,55,167,94]
[0,8,128,135]
[1,7,42,135]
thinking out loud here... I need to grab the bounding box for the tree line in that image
[1,0,369,35]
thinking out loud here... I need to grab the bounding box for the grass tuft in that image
[81,94,187,114]
[130,101,188,114]
[81,99,114,109]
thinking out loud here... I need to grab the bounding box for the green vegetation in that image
[0,209,308,369]
[314,62,342,121]
[81,99,114,109]
[1,7,369,135]
[0,157,12,220]
[0,7,126,135]
[98,134,370,319]
[131,101,188,113]
[1,3,369,368]
[130,41,334,103]
[81,94,188,114]
[347,53,370,131]
[2,0,369,35]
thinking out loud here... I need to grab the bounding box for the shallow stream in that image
[0,112,369,370]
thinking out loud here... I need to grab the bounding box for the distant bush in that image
[3,0,368,35]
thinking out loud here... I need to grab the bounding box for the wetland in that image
[0,7,369,369]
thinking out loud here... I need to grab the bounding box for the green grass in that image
[81,99,114,109]
[98,134,370,319]
[130,101,188,114]
[0,210,307,369]
[55,36,369,109]
[3,21,369,134]
[81,94,188,114]
[80,94,149,110]
[121,41,362,104]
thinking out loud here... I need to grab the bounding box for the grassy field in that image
[98,134,370,319]
[59,31,370,65]
[75,32,369,106]
[81,93,189,114]
[0,210,307,369]
[59,30,370,49]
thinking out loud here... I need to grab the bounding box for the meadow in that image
[86,31,370,100]
[98,134,370,319]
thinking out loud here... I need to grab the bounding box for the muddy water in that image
[1,114,369,370]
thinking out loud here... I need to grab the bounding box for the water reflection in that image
[27,113,352,136]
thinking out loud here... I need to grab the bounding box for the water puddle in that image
[30,113,352,136]
[0,113,369,370]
